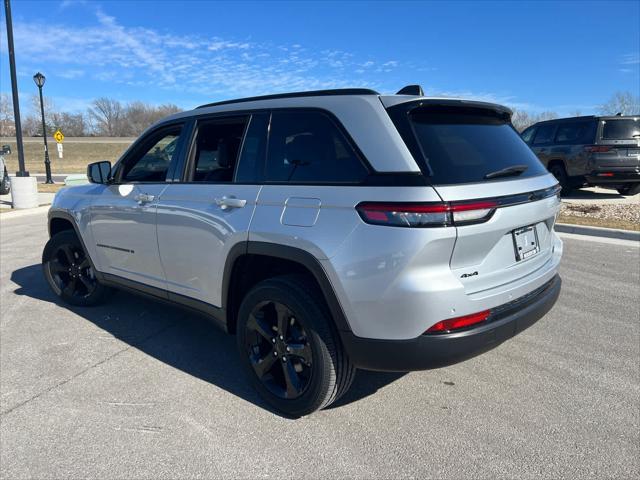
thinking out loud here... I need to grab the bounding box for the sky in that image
[1,0,639,117]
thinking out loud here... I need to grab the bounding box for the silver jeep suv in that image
[43,86,563,416]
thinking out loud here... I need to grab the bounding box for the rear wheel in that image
[42,230,112,306]
[617,184,640,196]
[236,275,354,417]
[548,163,571,195]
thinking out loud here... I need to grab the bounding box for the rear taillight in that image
[425,310,491,334]
[356,201,497,228]
[584,145,612,153]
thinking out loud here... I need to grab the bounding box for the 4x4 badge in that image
[460,271,478,278]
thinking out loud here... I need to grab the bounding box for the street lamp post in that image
[33,72,53,184]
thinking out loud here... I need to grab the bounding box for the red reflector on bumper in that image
[425,310,491,334]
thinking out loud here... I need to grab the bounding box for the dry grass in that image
[557,214,640,232]
[0,137,134,174]
[37,183,67,193]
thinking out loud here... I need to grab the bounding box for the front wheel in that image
[236,275,355,417]
[42,230,112,306]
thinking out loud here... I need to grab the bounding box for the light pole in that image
[4,0,27,177]
[33,72,53,184]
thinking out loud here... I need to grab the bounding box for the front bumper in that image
[341,275,561,372]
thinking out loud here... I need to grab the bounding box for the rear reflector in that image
[596,172,615,177]
[584,145,612,153]
[425,310,491,334]
[356,201,497,228]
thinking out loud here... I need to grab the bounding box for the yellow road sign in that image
[54,129,64,143]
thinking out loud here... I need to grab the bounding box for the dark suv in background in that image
[521,115,640,195]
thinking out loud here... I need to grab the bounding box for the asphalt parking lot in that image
[0,211,638,479]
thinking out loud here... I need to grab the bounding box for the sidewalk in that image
[0,191,56,209]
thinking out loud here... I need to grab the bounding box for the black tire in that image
[617,184,640,196]
[0,169,10,195]
[236,274,355,417]
[42,230,112,306]
[548,163,571,195]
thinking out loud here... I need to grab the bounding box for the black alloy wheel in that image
[236,275,355,417]
[244,300,313,400]
[48,243,96,299]
[42,230,112,306]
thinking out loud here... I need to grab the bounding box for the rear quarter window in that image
[555,122,592,144]
[265,110,369,184]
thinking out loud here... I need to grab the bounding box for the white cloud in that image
[620,53,640,65]
[58,69,85,79]
[0,8,419,100]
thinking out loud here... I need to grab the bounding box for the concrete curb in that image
[0,205,50,220]
[556,223,640,242]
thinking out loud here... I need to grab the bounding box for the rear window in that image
[393,106,547,184]
[601,118,640,140]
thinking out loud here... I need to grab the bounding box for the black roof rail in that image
[538,115,597,123]
[396,84,424,96]
[196,88,380,109]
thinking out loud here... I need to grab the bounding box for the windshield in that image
[601,118,640,140]
[390,105,548,184]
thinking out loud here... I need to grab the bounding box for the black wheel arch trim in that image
[46,210,99,273]
[221,241,353,336]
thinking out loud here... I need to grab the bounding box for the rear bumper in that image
[585,167,640,185]
[341,275,561,372]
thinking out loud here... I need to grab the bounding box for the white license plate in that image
[512,225,540,261]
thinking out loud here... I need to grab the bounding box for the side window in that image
[265,110,369,183]
[190,117,248,182]
[555,123,588,144]
[533,124,556,145]
[121,126,182,182]
[521,127,536,144]
[235,113,269,183]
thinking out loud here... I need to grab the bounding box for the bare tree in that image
[21,116,41,136]
[28,94,58,135]
[511,109,559,132]
[50,112,88,137]
[599,91,640,116]
[511,109,532,132]
[0,93,15,136]
[122,101,181,135]
[88,98,125,136]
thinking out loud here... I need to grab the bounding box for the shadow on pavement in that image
[10,263,405,417]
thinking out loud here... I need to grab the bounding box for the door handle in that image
[135,193,155,204]
[215,196,247,210]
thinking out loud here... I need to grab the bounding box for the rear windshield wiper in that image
[484,164,528,179]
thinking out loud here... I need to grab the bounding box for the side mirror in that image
[0,145,10,155]
[87,161,112,184]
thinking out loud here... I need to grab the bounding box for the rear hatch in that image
[385,99,560,295]
[592,117,640,168]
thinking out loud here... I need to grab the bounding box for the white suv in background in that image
[43,86,563,416]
